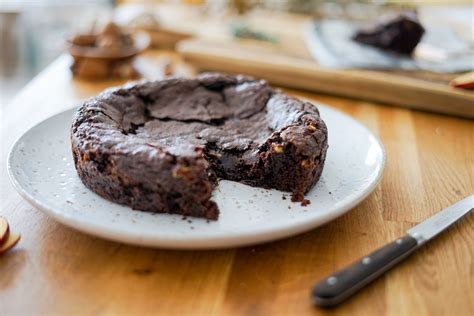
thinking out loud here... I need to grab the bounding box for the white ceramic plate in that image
[8,104,385,249]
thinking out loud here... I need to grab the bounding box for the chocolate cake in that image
[71,73,328,220]
[353,11,425,55]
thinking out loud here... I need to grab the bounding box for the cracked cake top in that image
[72,73,326,159]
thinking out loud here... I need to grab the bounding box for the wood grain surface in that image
[0,52,473,316]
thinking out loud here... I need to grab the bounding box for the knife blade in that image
[312,195,474,307]
[407,195,473,244]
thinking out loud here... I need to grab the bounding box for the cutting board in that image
[178,38,473,118]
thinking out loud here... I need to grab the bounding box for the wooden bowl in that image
[68,31,151,61]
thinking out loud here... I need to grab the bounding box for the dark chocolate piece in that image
[353,11,425,55]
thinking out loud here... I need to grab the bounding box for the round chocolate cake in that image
[71,73,328,220]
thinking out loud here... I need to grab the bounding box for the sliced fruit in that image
[450,72,474,90]
[0,232,21,255]
[0,217,9,245]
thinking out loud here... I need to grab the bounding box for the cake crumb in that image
[164,62,174,77]
[301,199,311,206]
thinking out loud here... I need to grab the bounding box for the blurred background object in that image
[67,21,149,80]
[128,11,192,49]
[1,0,473,114]
[0,0,113,104]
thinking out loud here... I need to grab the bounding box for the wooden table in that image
[1,52,473,316]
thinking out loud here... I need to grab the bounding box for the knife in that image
[312,195,474,307]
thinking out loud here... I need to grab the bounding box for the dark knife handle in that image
[312,235,418,307]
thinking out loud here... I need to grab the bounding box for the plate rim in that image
[7,104,386,249]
